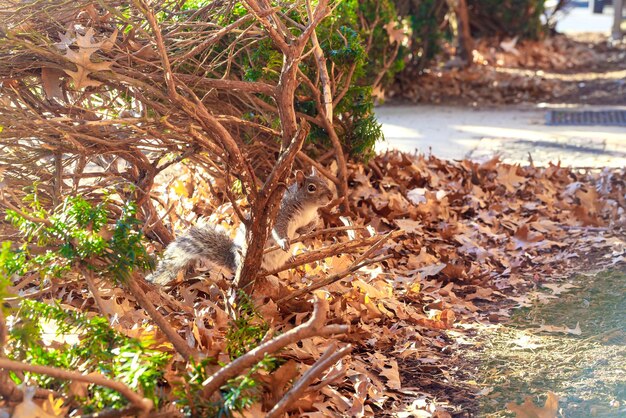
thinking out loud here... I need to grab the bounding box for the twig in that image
[0,307,6,355]
[173,13,255,63]
[176,74,276,98]
[53,151,63,207]
[266,343,352,418]
[126,274,199,361]
[200,296,348,398]
[332,61,357,107]
[0,193,52,227]
[224,168,248,226]
[142,199,176,238]
[317,116,350,214]
[84,269,109,319]
[277,254,394,304]
[0,358,153,416]
[154,143,200,172]
[296,150,341,187]
[306,0,333,122]
[134,0,258,199]
[263,225,367,254]
[2,277,85,303]
[367,160,384,180]
[242,1,290,53]
[0,370,58,404]
[262,231,402,277]
[350,231,394,266]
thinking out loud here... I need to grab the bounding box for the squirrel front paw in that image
[277,238,291,252]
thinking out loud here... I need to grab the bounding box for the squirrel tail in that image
[146,225,240,285]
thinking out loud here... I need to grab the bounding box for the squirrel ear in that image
[295,170,305,187]
[310,166,317,176]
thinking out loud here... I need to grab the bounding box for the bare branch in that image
[173,13,255,63]
[278,254,394,304]
[263,231,402,277]
[297,150,341,187]
[306,0,333,121]
[133,0,258,200]
[266,343,352,418]
[0,358,153,415]
[176,74,276,97]
[200,296,348,398]
[235,122,310,292]
[263,225,367,254]
[242,1,290,53]
[0,370,57,404]
[127,274,199,361]
[0,193,52,227]
[83,268,109,319]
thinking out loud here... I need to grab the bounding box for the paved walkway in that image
[375,4,626,168]
[375,105,626,168]
[555,3,617,34]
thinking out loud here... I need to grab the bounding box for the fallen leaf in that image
[497,165,526,193]
[395,218,422,234]
[541,282,577,295]
[507,391,559,418]
[379,358,402,390]
[500,36,520,55]
[41,68,65,100]
[511,334,544,350]
[536,322,582,336]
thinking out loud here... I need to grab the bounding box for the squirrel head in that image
[294,167,333,207]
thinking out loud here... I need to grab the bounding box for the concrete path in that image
[555,4,617,34]
[375,105,626,168]
[375,3,626,168]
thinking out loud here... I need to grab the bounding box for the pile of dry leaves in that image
[389,34,626,105]
[4,150,625,417]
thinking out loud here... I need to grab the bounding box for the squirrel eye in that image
[307,184,317,192]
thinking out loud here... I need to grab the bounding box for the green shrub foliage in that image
[177,0,401,158]
[0,193,162,411]
[6,300,169,412]
[394,0,447,72]
[4,192,152,282]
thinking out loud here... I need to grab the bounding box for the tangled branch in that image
[201,296,349,398]
[0,358,153,417]
[0,0,361,295]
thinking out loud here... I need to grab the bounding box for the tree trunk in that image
[447,0,474,66]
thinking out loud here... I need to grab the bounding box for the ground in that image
[375,25,626,418]
[469,269,626,417]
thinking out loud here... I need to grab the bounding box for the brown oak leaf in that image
[62,28,113,89]
[507,391,559,418]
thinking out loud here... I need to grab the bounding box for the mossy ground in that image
[468,270,626,417]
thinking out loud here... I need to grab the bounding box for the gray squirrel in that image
[146,168,333,285]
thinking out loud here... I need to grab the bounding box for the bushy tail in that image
[146,225,240,285]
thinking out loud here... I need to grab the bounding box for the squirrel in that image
[146,168,333,285]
